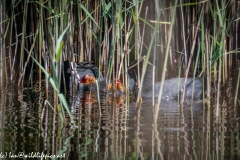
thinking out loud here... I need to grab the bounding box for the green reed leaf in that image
[103,2,111,16]
[57,104,64,122]
[80,4,100,29]
[30,55,59,93]
[55,23,71,62]
[58,93,76,126]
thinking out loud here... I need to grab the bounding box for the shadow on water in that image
[0,80,240,159]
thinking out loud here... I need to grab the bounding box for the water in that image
[0,80,240,160]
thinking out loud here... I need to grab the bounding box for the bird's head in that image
[80,74,96,85]
[116,79,124,91]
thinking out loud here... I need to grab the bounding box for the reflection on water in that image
[0,80,240,159]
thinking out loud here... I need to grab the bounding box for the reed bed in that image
[0,0,240,155]
[0,0,240,156]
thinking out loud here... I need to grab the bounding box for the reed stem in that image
[154,0,178,122]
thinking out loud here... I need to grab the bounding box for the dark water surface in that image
[0,80,240,160]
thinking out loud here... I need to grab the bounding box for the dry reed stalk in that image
[0,1,5,83]
[11,16,19,81]
[101,25,112,77]
[234,69,240,107]
[19,1,28,77]
[123,16,130,94]
[180,5,203,105]
[67,3,74,62]
[115,0,121,83]
[18,29,39,86]
[180,0,187,71]
[216,54,222,122]
[139,7,148,58]
[7,16,13,80]
[79,9,84,62]
[224,47,228,82]
[136,19,160,104]
[205,34,211,104]
[135,0,140,90]
[154,0,178,122]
